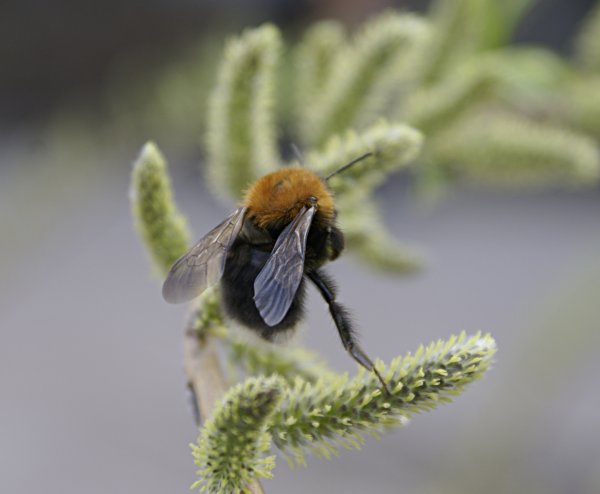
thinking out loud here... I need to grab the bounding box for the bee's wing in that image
[162,207,247,304]
[253,205,316,326]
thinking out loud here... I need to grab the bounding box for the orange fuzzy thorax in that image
[243,167,335,228]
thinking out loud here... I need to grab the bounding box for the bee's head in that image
[243,167,335,229]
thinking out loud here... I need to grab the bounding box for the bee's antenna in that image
[325,152,373,181]
[291,143,305,166]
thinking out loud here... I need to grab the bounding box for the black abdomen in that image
[221,241,306,340]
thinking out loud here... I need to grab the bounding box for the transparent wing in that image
[253,206,316,326]
[162,207,247,303]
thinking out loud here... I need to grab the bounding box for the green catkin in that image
[206,24,282,198]
[431,113,600,186]
[130,142,191,274]
[293,21,347,141]
[270,332,496,464]
[308,121,423,194]
[575,2,600,72]
[191,376,285,494]
[306,13,429,146]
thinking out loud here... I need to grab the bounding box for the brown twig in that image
[183,320,266,494]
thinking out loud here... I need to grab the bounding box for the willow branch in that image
[183,303,267,494]
[183,328,229,422]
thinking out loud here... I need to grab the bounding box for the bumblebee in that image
[163,155,388,392]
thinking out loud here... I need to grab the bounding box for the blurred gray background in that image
[1,1,600,493]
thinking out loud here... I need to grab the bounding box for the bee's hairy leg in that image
[307,270,391,396]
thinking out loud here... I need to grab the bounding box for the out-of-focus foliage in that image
[130,142,191,275]
[126,2,600,271]
[575,1,600,72]
[206,25,281,196]
[50,1,600,202]
[295,13,429,147]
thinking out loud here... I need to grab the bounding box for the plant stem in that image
[183,321,266,494]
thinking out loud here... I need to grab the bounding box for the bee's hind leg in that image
[307,270,391,395]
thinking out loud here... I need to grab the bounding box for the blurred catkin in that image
[292,21,347,141]
[431,113,600,186]
[303,13,429,146]
[575,2,600,72]
[207,24,281,198]
[130,142,191,274]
